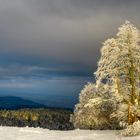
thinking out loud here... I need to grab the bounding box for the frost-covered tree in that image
[71,83,121,129]
[96,21,140,125]
[71,83,98,129]
[95,38,120,89]
[72,21,140,133]
[116,21,140,104]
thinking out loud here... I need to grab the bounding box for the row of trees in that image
[72,21,140,135]
[0,109,73,130]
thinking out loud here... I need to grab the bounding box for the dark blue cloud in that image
[1,0,139,79]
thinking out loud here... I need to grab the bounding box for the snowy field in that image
[0,126,139,140]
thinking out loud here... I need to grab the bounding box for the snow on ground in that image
[0,126,139,140]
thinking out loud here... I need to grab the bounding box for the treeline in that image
[0,108,73,130]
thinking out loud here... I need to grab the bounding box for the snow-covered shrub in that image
[71,83,97,129]
[121,121,140,136]
[71,83,121,129]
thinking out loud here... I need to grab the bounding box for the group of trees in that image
[0,109,73,130]
[72,21,140,136]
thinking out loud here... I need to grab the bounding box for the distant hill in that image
[0,96,46,110]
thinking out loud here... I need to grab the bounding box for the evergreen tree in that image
[96,21,140,125]
[72,21,140,132]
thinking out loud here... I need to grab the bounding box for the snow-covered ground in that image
[0,126,139,140]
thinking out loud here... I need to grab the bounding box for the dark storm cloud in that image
[0,0,140,79]
[26,0,140,19]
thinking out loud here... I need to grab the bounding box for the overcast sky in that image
[0,0,140,78]
[0,0,139,107]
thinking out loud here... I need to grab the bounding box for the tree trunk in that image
[127,38,137,124]
[128,46,136,105]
